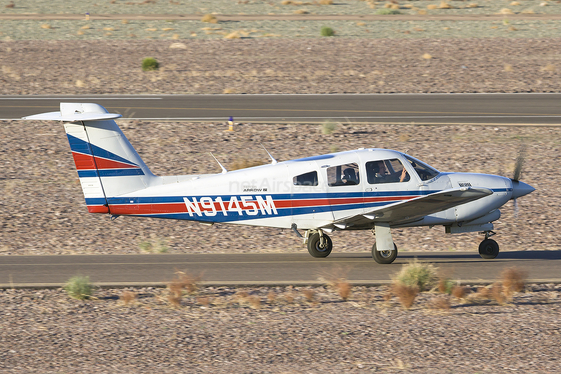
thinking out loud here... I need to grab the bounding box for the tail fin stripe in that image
[67,134,140,167]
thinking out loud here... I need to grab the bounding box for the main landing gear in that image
[479,231,499,259]
[371,242,398,264]
[307,231,333,258]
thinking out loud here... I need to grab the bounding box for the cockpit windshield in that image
[404,155,440,181]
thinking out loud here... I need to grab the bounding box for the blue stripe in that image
[78,168,144,178]
[66,134,139,167]
[98,169,144,177]
[78,170,99,178]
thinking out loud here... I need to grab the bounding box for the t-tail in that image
[24,103,156,213]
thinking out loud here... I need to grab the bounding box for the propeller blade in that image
[512,145,526,182]
[513,198,519,218]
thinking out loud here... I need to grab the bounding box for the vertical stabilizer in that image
[25,103,156,214]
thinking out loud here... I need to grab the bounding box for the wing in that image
[325,187,493,230]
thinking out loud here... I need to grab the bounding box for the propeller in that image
[510,145,529,218]
[512,144,526,183]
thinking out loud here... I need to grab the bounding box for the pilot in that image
[342,168,358,185]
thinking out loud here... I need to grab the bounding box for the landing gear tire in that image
[372,242,398,264]
[479,238,499,259]
[307,233,333,258]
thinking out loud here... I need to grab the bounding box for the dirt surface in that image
[2,39,561,95]
[1,284,560,373]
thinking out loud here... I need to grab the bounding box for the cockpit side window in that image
[327,163,360,186]
[366,159,410,184]
[293,171,318,186]
[405,155,439,181]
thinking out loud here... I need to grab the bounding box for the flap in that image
[325,187,493,229]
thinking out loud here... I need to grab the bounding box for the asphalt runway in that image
[1,251,560,288]
[3,93,561,125]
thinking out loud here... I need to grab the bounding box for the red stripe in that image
[87,205,109,213]
[72,152,138,170]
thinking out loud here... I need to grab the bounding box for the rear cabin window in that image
[293,171,318,186]
[327,163,360,186]
[366,159,410,184]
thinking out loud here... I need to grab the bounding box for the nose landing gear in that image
[479,230,499,259]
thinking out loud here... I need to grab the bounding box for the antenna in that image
[260,144,278,165]
[209,153,228,174]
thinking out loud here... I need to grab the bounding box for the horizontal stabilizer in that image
[22,103,121,122]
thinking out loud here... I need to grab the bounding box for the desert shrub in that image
[321,120,337,135]
[320,26,335,37]
[394,260,437,292]
[376,8,401,15]
[64,275,93,300]
[142,57,159,71]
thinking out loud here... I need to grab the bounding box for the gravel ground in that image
[2,38,561,95]
[1,284,560,373]
[3,0,561,16]
[1,119,559,255]
[4,19,561,40]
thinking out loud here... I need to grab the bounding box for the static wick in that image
[227,116,234,132]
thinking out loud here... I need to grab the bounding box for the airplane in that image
[24,103,535,264]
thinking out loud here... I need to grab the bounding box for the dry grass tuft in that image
[196,296,211,307]
[504,63,513,72]
[467,3,478,8]
[167,294,182,308]
[302,289,315,302]
[201,14,218,24]
[428,296,451,310]
[223,87,236,94]
[319,0,333,4]
[491,283,507,305]
[437,277,455,294]
[224,31,241,39]
[438,1,452,9]
[498,8,514,14]
[501,267,526,300]
[336,281,352,301]
[510,1,521,5]
[120,291,137,305]
[248,296,261,309]
[542,64,557,72]
[319,266,352,301]
[267,291,277,304]
[236,290,249,300]
[392,283,419,309]
[451,285,468,300]
[284,292,294,304]
[41,24,52,29]
[427,4,438,10]
[422,53,432,60]
[230,158,266,170]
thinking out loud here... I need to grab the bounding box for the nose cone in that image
[511,180,535,199]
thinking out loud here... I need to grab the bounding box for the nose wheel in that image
[479,238,499,259]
